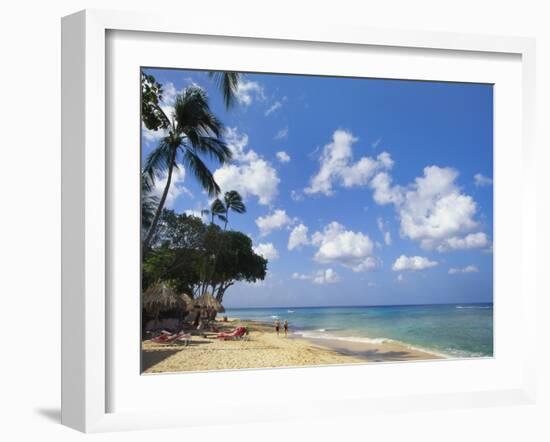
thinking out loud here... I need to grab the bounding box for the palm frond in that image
[208,72,242,108]
[142,139,174,182]
[224,190,246,214]
[141,173,154,193]
[185,135,232,164]
[174,87,224,139]
[182,150,220,196]
[141,192,160,231]
[210,198,226,215]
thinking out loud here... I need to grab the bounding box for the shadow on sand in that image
[141,340,211,372]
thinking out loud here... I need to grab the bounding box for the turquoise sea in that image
[225,303,493,358]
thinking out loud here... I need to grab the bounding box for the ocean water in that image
[225,303,493,358]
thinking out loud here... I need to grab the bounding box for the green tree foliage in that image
[142,210,267,306]
[210,230,266,303]
[141,72,170,131]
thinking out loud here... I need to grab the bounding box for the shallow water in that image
[225,303,493,358]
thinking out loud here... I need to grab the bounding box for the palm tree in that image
[202,198,227,225]
[221,190,246,230]
[200,191,246,229]
[141,71,242,131]
[142,86,232,250]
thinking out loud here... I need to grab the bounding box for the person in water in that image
[275,319,280,336]
[284,320,289,337]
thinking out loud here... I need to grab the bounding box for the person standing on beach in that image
[275,319,280,336]
[284,320,289,337]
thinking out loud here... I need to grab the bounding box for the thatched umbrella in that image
[195,292,223,312]
[142,284,195,326]
[179,293,195,311]
[143,283,180,313]
[195,293,224,324]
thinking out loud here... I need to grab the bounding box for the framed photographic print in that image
[139,67,494,374]
[62,9,537,432]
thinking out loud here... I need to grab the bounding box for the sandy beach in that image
[142,318,443,373]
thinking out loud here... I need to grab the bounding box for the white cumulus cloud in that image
[235,79,265,106]
[474,173,493,187]
[292,268,340,284]
[288,223,310,250]
[313,268,341,284]
[392,255,438,271]
[449,265,479,274]
[213,128,280,205]
[311,222,377,272]
[151,167,190,209]
[256,209,294,237]
[370,165,490,252]
[253,243,279,260]
[435,232,490,252]
[276,151,291,163]
[305,130,393,196]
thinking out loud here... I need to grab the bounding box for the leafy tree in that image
[142,211,266,307]
[154,210,207,249]
[141,72,169,131]
[142,87,232,250]
[210,230,267,303]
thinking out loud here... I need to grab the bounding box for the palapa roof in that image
[142,283,195,312]
[195,292,224,312]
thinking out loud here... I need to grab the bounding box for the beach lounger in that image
[216,326,247,341]
[151,331,190,344]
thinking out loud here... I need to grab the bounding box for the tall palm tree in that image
[221,190,246,230]
[142,86,232,250]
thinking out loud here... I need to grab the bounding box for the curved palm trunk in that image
[224,211,229,230]
[143,146,177,250]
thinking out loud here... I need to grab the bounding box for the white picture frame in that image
[61,9,537,433]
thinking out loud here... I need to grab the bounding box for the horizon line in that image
[224,301,493,310]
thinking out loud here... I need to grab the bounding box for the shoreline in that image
[239,318,447,361]
[142,317,444,373]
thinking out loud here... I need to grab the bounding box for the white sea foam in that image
[456,306,491,309]
[294,330,452,358]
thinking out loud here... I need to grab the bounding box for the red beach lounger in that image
[151,331,188,344]
[216,326,247,341]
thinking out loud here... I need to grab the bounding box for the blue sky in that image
[142,68,493,308]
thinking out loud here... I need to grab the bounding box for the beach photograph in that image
[140,69,493,374]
